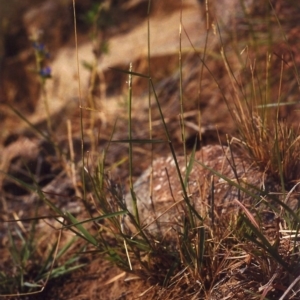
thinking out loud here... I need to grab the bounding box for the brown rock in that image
[126,145,295,236]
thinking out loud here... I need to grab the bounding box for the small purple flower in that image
[33,41,45,52]
[33,41,50,58]
[39,66,52,78]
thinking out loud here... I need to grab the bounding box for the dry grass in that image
[1,1,300,299]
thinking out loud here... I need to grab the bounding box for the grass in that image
[0,208,84,296]
[1,0,300,299]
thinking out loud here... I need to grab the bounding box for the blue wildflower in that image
[33,41,45,52]
[33,41,50,58]
[39,66,52,78]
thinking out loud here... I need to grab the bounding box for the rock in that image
[125,145,296,237]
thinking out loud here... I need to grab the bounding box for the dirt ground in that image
[1,0,300,299]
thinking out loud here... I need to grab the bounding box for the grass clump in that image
[0,212,83,296]
[1,0,300,299]
[78,1,300,298]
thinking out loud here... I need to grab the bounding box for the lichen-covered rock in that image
[126,145,296,236]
